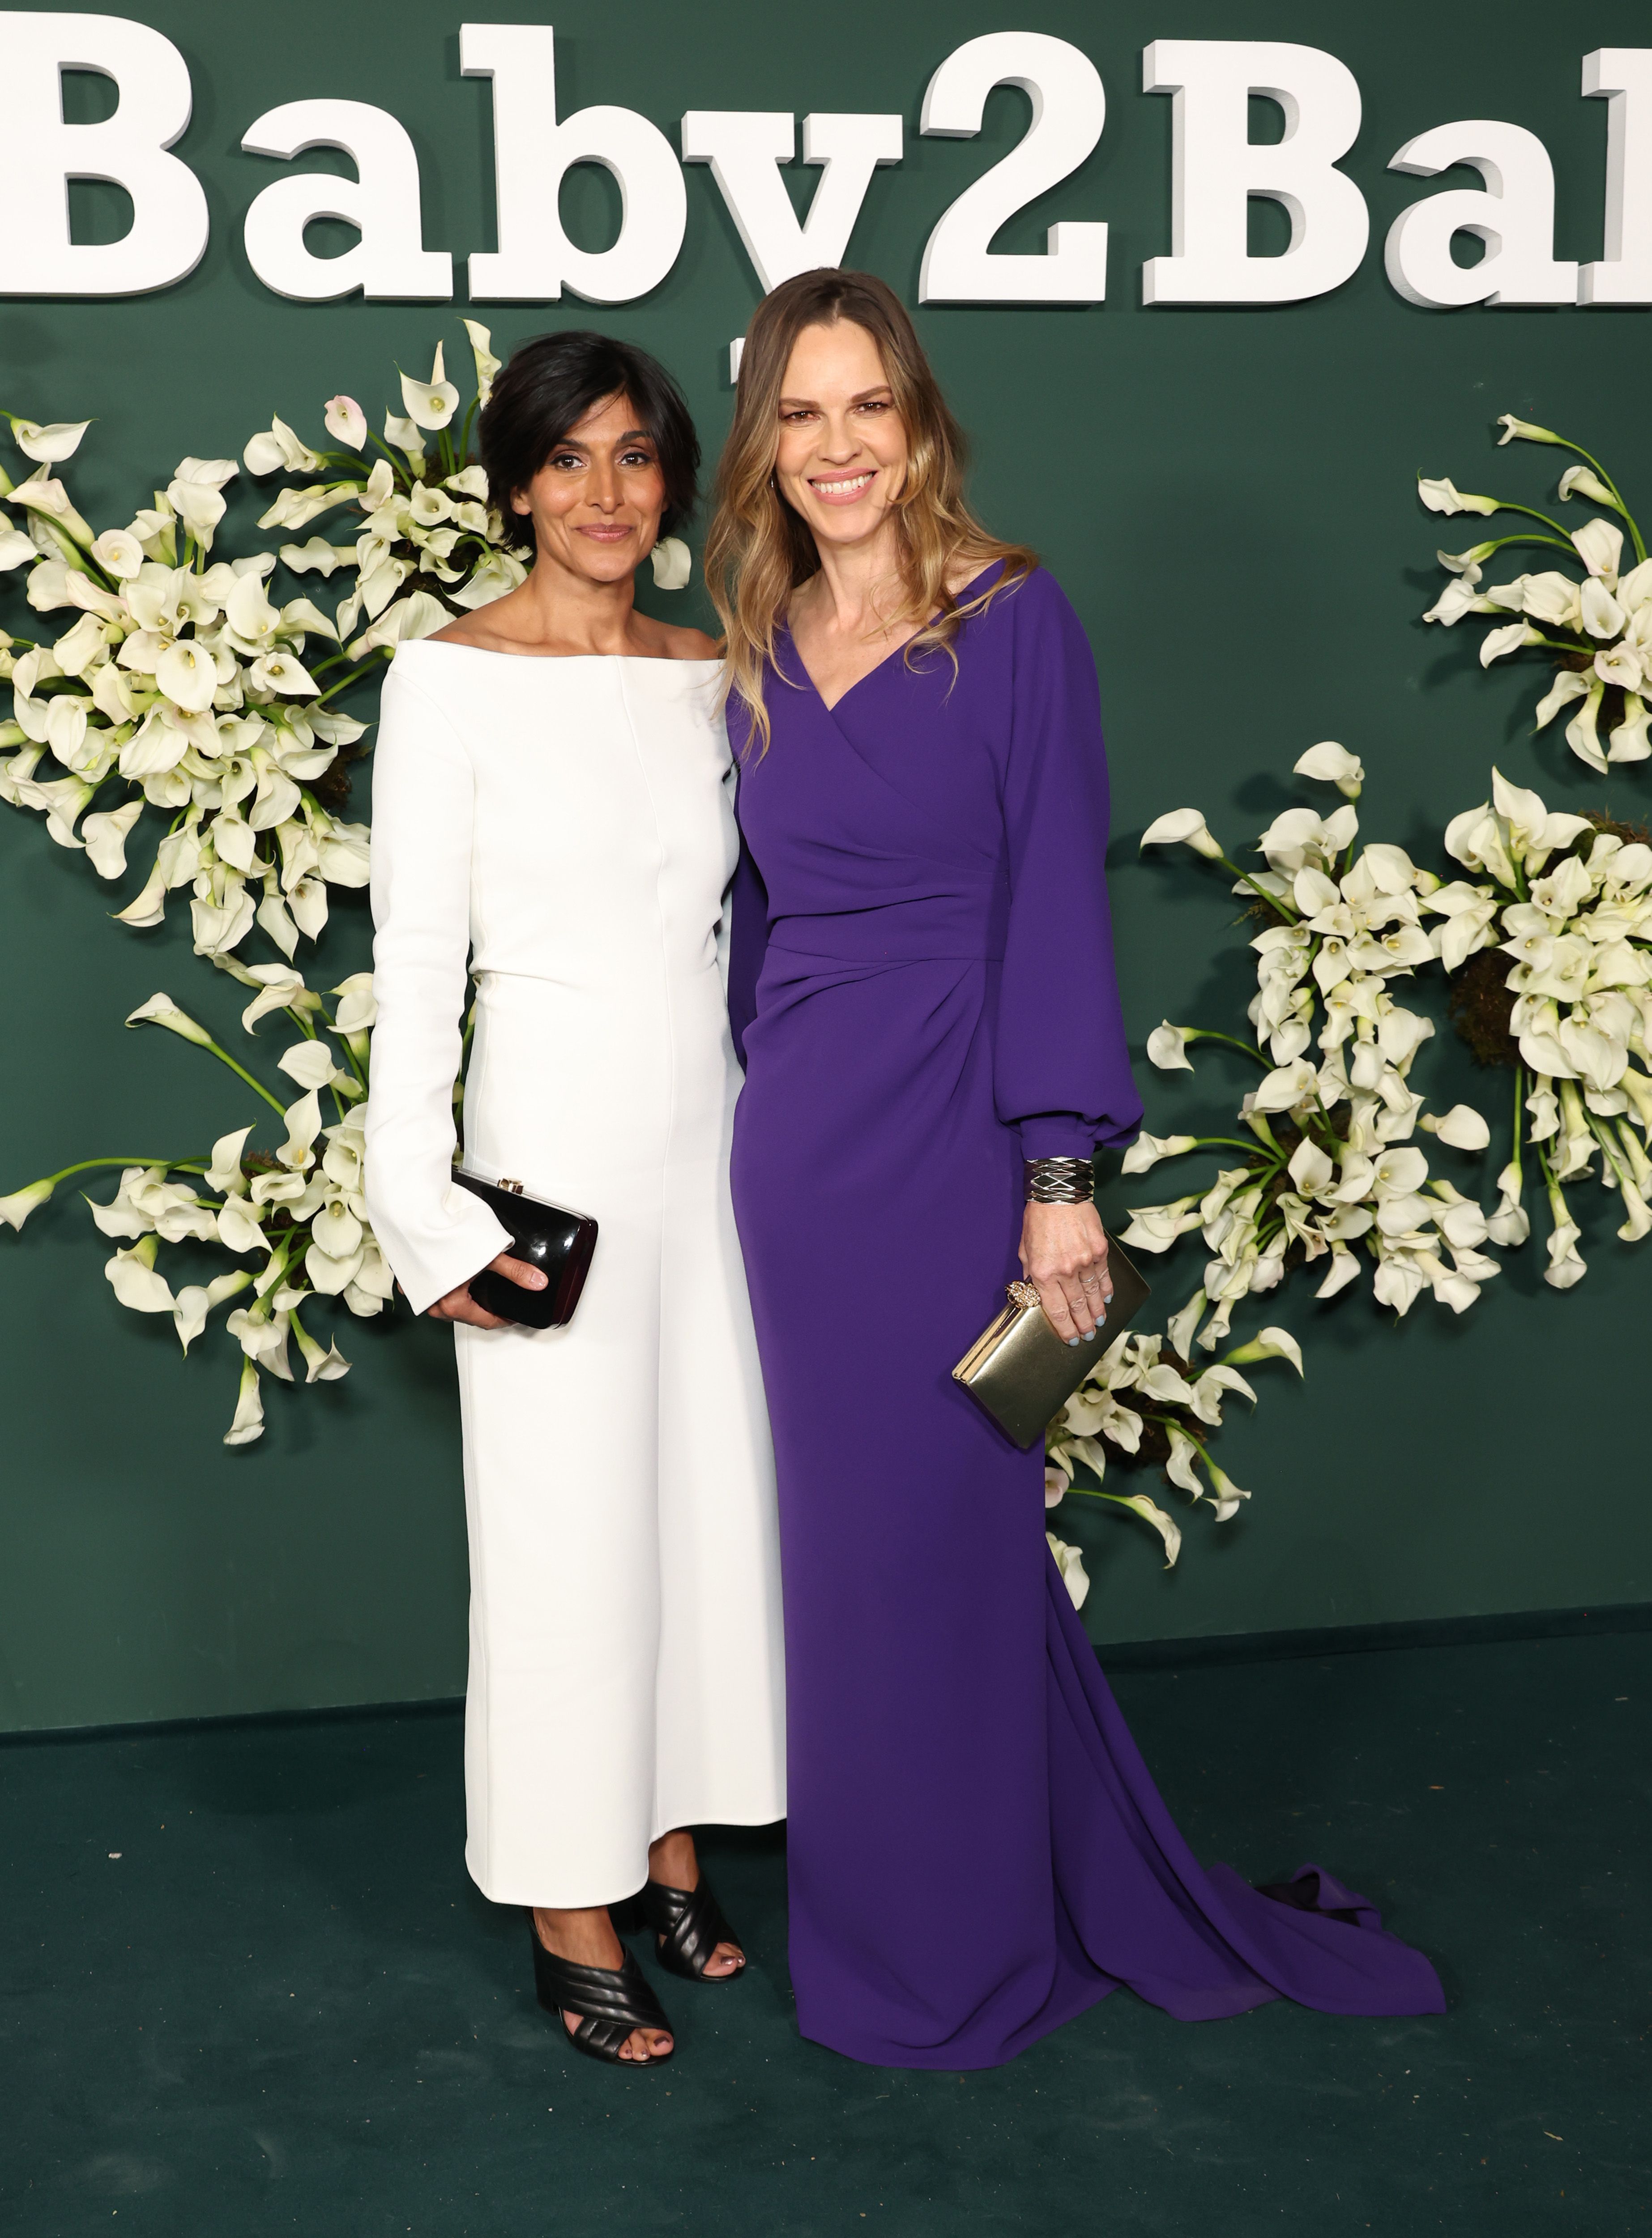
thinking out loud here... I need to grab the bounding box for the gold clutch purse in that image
[952,1234,1151,1449]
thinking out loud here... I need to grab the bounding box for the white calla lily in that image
[1252,1058,1320,1113]
[125,991,213,1047]
[1479,621,1542,666]
[1141,807,1224,860]
[154,639,218,713]
[650,537,692,590]
[330,972,377,1036]
[223,1356,265,1446]
[248,651,317,696]
[1120,1131,1197,1176]
[1221,1326,1304,1374]
[90,526,143,578]
[461,321,500,405]
[1572,517,1623,584]
[1045,1533,1091,1607]
[400,343,461,431]
[1118,1194,1204,1252]
[290,1310,351,1382]
[1146,1023,1195,1072]
[173,1269,254,1354]
[8,415,92,463]
[1580,579,1625,638]
[277,1038,348,1092]
[1558,463,1616,505]
[1293,740,1363,798]
[1420,1103,1491,1151]
[104,1234,174,1313]
[323,394,367,448]
[276,1090,322,1171]
[0,1176,56,1230]
[81,800,143,880]
[166,476,228,551]
[1417,476,1500,517]
[243,416,320,477]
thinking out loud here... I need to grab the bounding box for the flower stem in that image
[42,1155,207,1184]
[1214,852,1299,922]
[1509,1063,1527,1191]
[316,657,384,706]
[1477,532,1581,560]
[187,1036,289,1117]
[1487,500,1573,538]
[1191,1029,1272,1066]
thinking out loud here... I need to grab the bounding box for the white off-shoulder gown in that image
[363,642,785,1908]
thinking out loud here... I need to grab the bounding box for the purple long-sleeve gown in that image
[728,563,1444,2069]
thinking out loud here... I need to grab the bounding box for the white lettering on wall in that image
[0,10,208,296]
[681,111,901,294]
[241,102,452,303]
[1140,40,1368,306]
[462,21,686,304]
[0,22,1642,323]
[918,32,1107,303]
[1385,122,1576,308]
[1580,48,1652,307]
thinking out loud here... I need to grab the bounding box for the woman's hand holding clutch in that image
[428,1252,549,1329]
[1020,1202,1112,1345]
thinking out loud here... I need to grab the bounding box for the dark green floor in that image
[3,1633,1647,2238]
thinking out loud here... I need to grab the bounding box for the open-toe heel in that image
[528,1918,674,2066]
[638,1874,746,1983]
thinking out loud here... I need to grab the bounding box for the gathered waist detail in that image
[766,910,1005,968]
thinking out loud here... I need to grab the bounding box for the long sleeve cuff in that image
[379,1189,513,1319]
[1016,1115,1101,1159]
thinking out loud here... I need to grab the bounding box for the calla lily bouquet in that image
[0,325,537,967]
[1428,773,1652,1288]
[1421,415,1652,775]
[1129,745,1505,1343]
[1043,1323,1303,1575]
[0,964,386,1444]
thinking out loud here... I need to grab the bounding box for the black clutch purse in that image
[452,1170,598,1329]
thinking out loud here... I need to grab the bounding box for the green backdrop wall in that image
[2,0,1648,1734]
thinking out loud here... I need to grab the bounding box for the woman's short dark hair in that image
[478,330,700,555]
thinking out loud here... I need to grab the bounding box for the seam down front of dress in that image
[364,643,785,1908]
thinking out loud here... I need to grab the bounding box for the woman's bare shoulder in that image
[650,619,721,662]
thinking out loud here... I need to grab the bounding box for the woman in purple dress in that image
[706,270,1444,2070]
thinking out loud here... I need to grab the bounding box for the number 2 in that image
[919,32,1108,305]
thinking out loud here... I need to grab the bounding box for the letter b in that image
[0,10,208,295]
[1141,40,1369,306]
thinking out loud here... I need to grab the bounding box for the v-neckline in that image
[783,560,1004,714]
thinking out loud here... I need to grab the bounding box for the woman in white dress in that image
[363,333,785,2068]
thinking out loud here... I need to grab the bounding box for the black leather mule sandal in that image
[529,1916,674,2066]
[631,1875,746,1983]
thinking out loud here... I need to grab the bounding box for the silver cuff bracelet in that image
[1023,1156,1095,1205]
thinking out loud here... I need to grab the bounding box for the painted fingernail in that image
[1067,1336,1081,1347]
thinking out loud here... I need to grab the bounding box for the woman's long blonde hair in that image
[705,269,1035,753]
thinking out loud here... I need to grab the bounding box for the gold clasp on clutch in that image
[498,1179,525,1194]
[1006,1279,1041,1311]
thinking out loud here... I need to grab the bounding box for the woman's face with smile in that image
[774,320,909,553]
[513,391,666,583]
